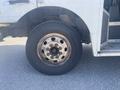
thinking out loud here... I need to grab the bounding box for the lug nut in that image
[59,52,62,55]
[46,48,50,51]
[59,47,62,50]
[50,44,54,47]
[55,44,58,47]
[50,56,54,59]
[55,55,59,58]
[47,53,50,56]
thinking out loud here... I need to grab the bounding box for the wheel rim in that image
[37,33,71,65]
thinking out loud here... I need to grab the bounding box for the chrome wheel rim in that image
[37,33,71,65]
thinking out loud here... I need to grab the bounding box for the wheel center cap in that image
[50,47,59,56]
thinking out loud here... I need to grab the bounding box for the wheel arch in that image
[17,6,91,43]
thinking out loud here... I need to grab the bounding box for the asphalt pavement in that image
[0,38,120,90]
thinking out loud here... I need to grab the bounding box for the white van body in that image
[0,0,120,57]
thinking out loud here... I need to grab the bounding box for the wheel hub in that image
[50,47,59,56]
[37,33,71,64]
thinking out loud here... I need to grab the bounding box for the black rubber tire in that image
[26,20,82,75]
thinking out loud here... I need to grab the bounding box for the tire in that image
[26,20,82,75]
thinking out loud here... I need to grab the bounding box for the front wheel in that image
[26,21,82,75]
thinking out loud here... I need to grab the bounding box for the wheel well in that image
[17,6,90,43]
